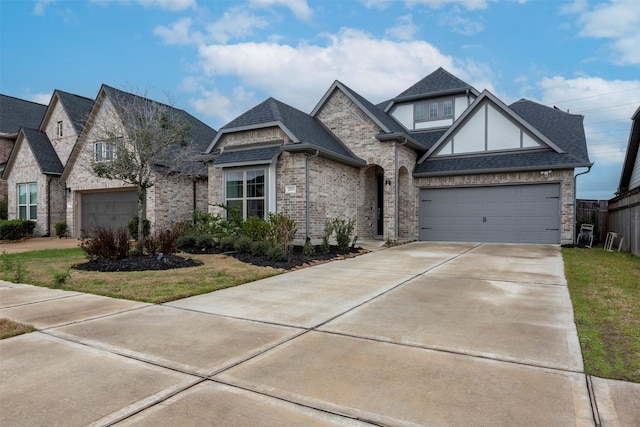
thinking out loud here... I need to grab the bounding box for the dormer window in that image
[415,98,454,122]
[57,121,63,137]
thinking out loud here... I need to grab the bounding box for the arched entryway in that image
[361,165,385,238]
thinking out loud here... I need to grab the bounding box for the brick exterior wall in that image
[65,99,204,237]
[44,99,80,166]
[5,137,66,236]
[413,169,576,244]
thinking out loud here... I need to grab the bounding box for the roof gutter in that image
[412,163,594,178]
[284,143,366,167]
[573,164,594,244]
[376,132,424,152]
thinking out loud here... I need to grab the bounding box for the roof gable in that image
[50,90,94,135]
[419,90,565,163]
[3,128,63,177]
[0,95,48,135]
[209,97,362,164]
[395,67,476,101]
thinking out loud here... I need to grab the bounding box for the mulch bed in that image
[73,245,366,272]
[74,254,202,272]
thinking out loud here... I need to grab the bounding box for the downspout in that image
[394,138,408,242]
[306,150,320,240]
[47,176,51,237]
[573,165,593,244]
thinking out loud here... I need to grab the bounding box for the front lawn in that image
[0,248,281,304]
[563,247,640,383]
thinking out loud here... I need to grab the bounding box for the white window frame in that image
[17,183,37,220]
[94,141,116,162]
[443,100,453,117]
[224,168,268,220]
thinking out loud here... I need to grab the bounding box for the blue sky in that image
[1,0,639,200]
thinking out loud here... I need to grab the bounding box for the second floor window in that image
[57,121,63,137]
[95,141,115,162]
[415,98,454,122]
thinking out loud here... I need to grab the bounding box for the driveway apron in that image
[0,243,605,425]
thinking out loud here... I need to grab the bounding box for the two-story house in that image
[206,68,592,245]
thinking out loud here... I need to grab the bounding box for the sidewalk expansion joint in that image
[38,303,152,332]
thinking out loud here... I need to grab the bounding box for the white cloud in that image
[193,28,466,113]
[568,0,640,65]
[405,0,495,11]
[188,83,259,124]
[33,0,56,15]
[206,7,270,44]
[134,0,196,11]
[249,0,313,20]
[385,14,419,41]
[537,75,640,165]
[29,92,53,105]
[439,9,484,35]
[154,18,199,45]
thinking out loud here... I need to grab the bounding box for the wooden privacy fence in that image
[576,199,609,244]
[606,188,640,256]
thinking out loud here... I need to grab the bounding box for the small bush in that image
[266,244,286,262]
[303,239,315,257]
[145,229,179,255]
[321,220,333,254]
[234,236,253,253]
[0,252,25,283]
[219,236,236,252]
[332,218,356,252]
[267,212,297,254]
[0,195,7,220]
[128,216,151,241]
[176,234,197,248]
[80,226,130,260]
[54,222,68,238]
[195,233,216,249]
[242,216,270,241]
[0,219,36,241]
[250,240,271,257]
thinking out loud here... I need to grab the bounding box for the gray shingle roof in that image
[395,67,475,100]
[415,99,591,176]
[0,95,48,134]
[221,97,359,161]
[214,145,281,166]
[55,90,94,135]
[617,105,640,193]
[335,82,406,134]
[509,99,590,164]
[410,130,447,151]
[101,85,217,175]
[21,128,63,175]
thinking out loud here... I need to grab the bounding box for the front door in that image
[376,174,384,236]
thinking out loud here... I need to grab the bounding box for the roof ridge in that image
[0,93,48,107]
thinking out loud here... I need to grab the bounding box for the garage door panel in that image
[420,184,560,244]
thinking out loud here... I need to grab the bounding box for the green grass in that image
[0,247,280,304]
[563,247,640,383]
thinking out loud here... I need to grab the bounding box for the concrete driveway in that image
[1,242,638,426]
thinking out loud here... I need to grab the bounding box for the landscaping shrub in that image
[303,238,315,256]
[54,222,68,238]
[0,219,36,241]
[175,234,197,248]
[331,218,356,252]
[321,220,333,254]
[80,226,130,260]
[234,236,253,253]
[128,216,151,241]
[195,233,216,250]
[0,195,7,220]
[267,212,297,254]
[219,236,235,252]
[242,216,270,241]
[266,244,286,262]
[145,228,179,255]
[192,207,244,239]
[250,240,271,257]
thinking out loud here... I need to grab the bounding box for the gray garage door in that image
[80,191,137,237]
[419,184,560,244]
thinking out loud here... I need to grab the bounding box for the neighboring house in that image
[61,85,217,237]
[2,90,93,235]
[206,68,592,245]
[608,105,640,256]
[0,95,48,200]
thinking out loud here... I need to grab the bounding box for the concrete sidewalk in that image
[1,242,638,426]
